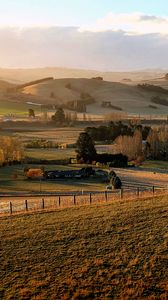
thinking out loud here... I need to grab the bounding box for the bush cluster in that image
[86,122,150,142]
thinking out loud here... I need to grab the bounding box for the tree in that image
[111,176,122,189]
[50,92,55,98]
[76,132,97,163]
[165,73,168,80]
[0,136,24,165]
[51,107,65,123]
[28,108,35,118]
[147,129,160,159]
[115,130,142,160]
[147,126,168,160]
[108,170,116,181]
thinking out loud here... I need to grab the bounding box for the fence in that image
[0,186,167,216]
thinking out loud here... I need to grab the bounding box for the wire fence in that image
[0,186,167,216]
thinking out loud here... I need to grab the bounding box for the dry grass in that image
[0,164,108,193]
[115,168,168,188]
[0,163,167,194]
[1,69,168,117]
[15,127,83,144]
[1,195,168,299]
[21,77,168,115]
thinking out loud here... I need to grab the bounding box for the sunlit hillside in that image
[0,70,168,116]
[22,77,168,115]
[1,195,168,299]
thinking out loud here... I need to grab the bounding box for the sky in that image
[0,0,168,70]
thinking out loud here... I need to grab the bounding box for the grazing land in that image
[1,194,168,299]
[0,164,108,193]
[25,148,76,161]
[0,164,167,194]
[3,126,83,145]
[1,69,168,117]
[141,160,168,170]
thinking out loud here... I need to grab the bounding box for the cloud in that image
[0,26,168,71]
[79,12,168,35]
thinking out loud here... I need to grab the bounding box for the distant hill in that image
[0,70,168,116]
[0,67,167,83]
[21,77,168,115]
[0,79,14,91]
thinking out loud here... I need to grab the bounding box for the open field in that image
[115,168,168,188]
[8,127,83,144]
[0,100,29,116]
[1,194,168,299]
[141,160,168,170]
[0,164,107,193]
[25,148,76,161]
[22,77,168,115]
[1,69,168,117]
[0,163,167,194]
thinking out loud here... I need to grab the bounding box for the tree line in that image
[76,132,128,166]
[0,137,24,166]
[85,121,150,142]
[76,123,168,164]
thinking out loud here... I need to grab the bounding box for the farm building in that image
[25,167,109,181]
[44,167,95,180]
[26,168,44,179]
[44,169,83,179]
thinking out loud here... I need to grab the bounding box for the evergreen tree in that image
[28,108,35,118]
[51,107,65,123]
[76,132,97,163]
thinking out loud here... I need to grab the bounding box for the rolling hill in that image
[21,77,168,115]
[0,67,167,83]
[0,79,14,93]
[0,69,168,116]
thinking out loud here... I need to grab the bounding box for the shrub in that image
[96,153,128,167]
[111,176,122,189]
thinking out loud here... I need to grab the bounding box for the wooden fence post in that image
[89,193,92,204]
[9,202,12,215]
[105,190,107,201]
[137,187,140,198]
[42,198,45,209]
[74,195,76,205]
[152,186,155,195]
[25,199,28,211]
[120,188,123,199]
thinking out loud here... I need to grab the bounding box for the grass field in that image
[0,164,107,193]
[25,148,76,161]
[141,160,168,170]
[1,194,168,299]
[17,127,83,144]
[0,160,167,193]
[0,100,41,116]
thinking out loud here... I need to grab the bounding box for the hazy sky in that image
[0,0,168,70]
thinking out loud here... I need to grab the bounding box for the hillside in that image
[0,80,14,94]
[21,77,168,115]
[1,195,168,299]
[0,71,168,116]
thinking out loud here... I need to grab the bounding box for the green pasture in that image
[0,100,41,116]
